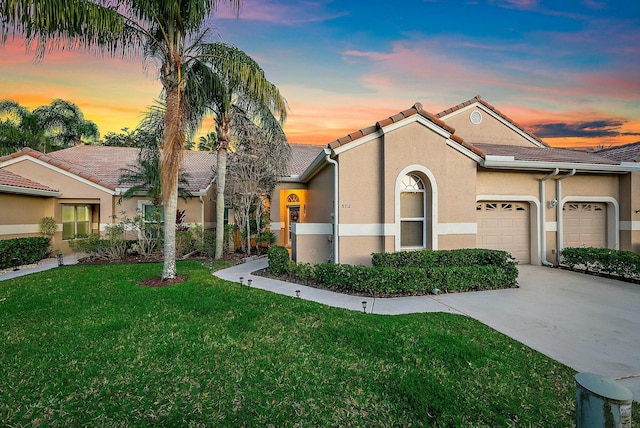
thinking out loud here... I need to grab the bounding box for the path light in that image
[239,276,244,285]
[432,288,440,295]
[247,279,252,287]
[57,253,64,267]
[295,290,300,298]
[362,301,367,313]
[11,258,19,271]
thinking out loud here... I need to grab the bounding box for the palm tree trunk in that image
[162,173,178,279]
[215,147,227,259]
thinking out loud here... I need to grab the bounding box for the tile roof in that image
[436,95,548,147]
[0,146,217,192]
[286,144,326,176]
[328,103,462,150]
[0,169,58,193]
[595,141,640,162]
[471,143,622,165]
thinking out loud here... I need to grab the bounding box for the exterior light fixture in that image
[432,288,440,295]
[295,290,300,298]
[247,279,252,287]
[56,253,64,267]
[239,276,244,285]
[362,301,367,313]
[11,258,19,271]
[547,199,558,209]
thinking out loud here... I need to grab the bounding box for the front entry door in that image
[287,205,300,246]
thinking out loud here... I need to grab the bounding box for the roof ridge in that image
[436,95,548,148]
[329,103,461,150]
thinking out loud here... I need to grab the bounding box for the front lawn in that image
[1,261,581,426]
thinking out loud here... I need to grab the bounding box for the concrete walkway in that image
[216,258,640,401]
[0,253,82,281]
[2,255,638,401]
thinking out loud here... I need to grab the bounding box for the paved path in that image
[0,253,82,281]
[3,256,638,401]
[216,259,640,401]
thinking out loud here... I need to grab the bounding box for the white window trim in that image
[395,165,438,251]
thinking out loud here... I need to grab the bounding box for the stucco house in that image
[0,146,217,253]
[271,96,640,266]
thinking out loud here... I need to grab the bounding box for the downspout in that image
[325,153,339,264]
[539,168,559,266]
[555,169,576,263]
[200,195,205,251]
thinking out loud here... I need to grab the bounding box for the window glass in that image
[400,173,427,248]
[62,205,75,223]
[401,192,424,218]
[401,221,423,247]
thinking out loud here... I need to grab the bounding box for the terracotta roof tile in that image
[0,146,217,192]
[285,144,326,176]
[329,102,461,150]
[471,142,621,165]
[436,95,547,147]
[596,141,640,162]
[0,169,58,193]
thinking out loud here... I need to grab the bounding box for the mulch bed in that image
[138,275,188,287]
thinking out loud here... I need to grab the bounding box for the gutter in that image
[483,157,640,173]
[539,168,559,266]
[555,169,576,262]
[0,185,61,197]
[325,149,339,264]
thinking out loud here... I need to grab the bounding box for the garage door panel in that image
[477,202,530,263]
[563,202,606,248]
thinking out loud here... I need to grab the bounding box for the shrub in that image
[39,217,58,236]
[559,247,640,279]
[0,237,51,269]
[268,246,290,275]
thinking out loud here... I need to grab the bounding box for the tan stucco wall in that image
[0,193,54,239]
[339,236,384,266]
[443,107,537,147]
[292,233,331,265]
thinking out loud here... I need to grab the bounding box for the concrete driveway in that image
[217,260,640,401]
[435,265,640,401]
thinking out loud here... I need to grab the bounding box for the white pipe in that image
[555,169,576,261]
[325,154,339,264]
[539,168,559,266]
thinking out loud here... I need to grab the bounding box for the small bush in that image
[559,247,640,279]
[268,246,290,275]
[0,237,51,269]
[39,217,58,236]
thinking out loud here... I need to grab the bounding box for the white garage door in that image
[477,202,530,263]
[563,202,606,248]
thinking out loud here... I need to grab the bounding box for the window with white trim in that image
[142,204,164,238]
[62,204,91,240]
[400,174,426,248]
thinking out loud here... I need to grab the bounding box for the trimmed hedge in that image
[268,247,519,295]
[559,247,640,279]
[0,237,51,269]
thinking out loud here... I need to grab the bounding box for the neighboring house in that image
[271,96,640,266]
[0,146,217,253]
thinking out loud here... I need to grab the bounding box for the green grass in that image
[0,261,622,426]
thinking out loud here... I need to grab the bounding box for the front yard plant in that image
[268,247,518,296]
[0,261,585,426]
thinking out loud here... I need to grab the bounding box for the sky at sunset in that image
[1,0,639,149]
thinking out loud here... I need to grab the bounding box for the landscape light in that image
[362,301,367,313]
[295,290,300,298]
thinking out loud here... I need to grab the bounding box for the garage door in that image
[563,202,606,248]
[477,202,530,263]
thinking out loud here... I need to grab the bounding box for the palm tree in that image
[205,43,287,259]
[0,0,242,279]
[0,99,98,154]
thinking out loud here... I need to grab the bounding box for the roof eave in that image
[0,184,61,197]
[481,158,640,173]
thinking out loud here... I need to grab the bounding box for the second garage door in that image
[563,202,607,248]
[477,201,530,263]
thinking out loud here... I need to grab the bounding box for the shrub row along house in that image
[1,96,639,264]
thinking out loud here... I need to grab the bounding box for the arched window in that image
[400,174,426,248]
[287,194,300,203]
